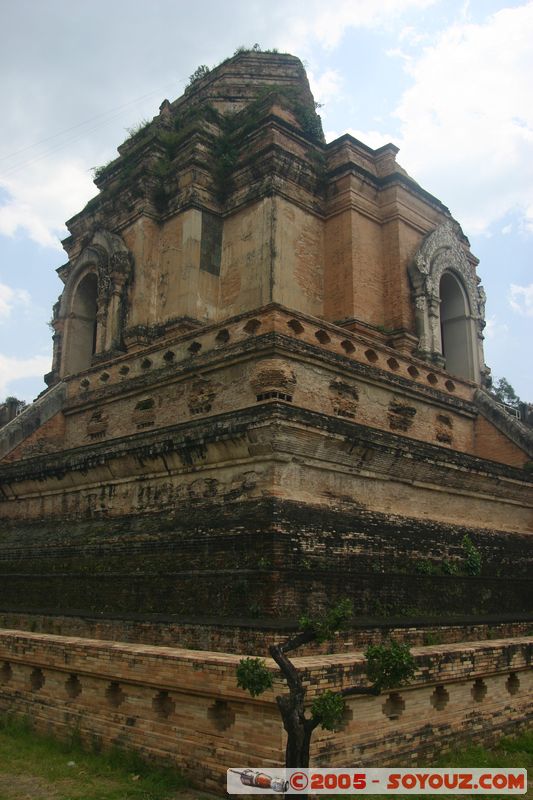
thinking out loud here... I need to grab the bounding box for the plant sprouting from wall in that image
[236,600,415,768]
[186,65,211,89]
[462,534,482,576]
[125,119,151,141]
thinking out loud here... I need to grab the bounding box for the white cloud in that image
[509,283,533,317]
[308,69,343,106]
[279,0,437,51]
[325,127,397,149]
[346,127,397,148]
[354,4,533,235]
[0,353,51,398]
[483,315,509,340]
[0,0,440,251]
[398,25,429,45]
[0,282,31,320]
[0,159,95,249]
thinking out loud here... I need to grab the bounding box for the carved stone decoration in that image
[388,400,416,432]
[435,413,453,445]
[188,379,217,416]
[54,230,133,379]
[329,379,359,419]
[409,221,487,383]
[86,409,109,439]
[249,359,296,393]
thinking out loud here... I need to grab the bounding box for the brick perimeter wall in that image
[0,630,531,793]
[0,610,531,653]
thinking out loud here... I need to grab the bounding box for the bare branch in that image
[279,629,317,654]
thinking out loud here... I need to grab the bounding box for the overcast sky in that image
[0,0,531,402]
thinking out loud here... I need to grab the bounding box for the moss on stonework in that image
[83,65,325,217]
[0,497,530,621]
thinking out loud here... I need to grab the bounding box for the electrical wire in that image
[0,80,181,180]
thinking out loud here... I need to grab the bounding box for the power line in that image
[0,90,163,164]
[0,80,181,180]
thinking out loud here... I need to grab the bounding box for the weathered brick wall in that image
[474,414,529,468]
[1,402,530,535]
[0,630,530,793]
[0,500,531,624]
[4,308,528,474]
[1,412,66,464]
[0,610,530,655]
[311,639,533,768]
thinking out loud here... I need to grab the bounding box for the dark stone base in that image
[1,499,532,625]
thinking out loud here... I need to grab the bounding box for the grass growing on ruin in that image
[0,714,207,800]
[345,729,532,799]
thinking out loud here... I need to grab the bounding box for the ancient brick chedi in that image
[0,53,532,786]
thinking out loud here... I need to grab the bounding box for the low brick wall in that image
[0,630,531,793]
[0,610,531,654]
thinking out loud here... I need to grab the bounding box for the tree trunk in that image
[276,694,307,764]
[281,709,313,768]
[278,700,316,798]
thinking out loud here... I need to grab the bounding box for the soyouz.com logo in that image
[227,768,527,794]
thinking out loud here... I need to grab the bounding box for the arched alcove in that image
[409,222,486,385]
[439,272,474,380]
[63,272,98,375]
[47,229,132,384]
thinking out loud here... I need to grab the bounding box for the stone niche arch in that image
[409,222,486,384]
[440,271,476,380]
[62,272,99,375]
[50,230,132,380]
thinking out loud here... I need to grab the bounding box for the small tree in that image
[0,396,26,427]
[186,64,210,87]
[3,396,26,411]
[491,377,520,409]
[236,600,415,768]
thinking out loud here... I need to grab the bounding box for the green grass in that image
[0,714,530,800]
[338,730,532,799]
[434,730,533,769]
[0,714,194,800]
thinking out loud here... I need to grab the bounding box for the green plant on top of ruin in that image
[415,559,438,575]
[298,597,353,643]
[442,559,458,575]
[185,64,210,88]
[233,44,282,56]
[125,118,151,141]
[91,160,115,181]
[234,43,262,54]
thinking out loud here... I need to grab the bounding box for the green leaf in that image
[311,691,345,731]
[365,641,415,692]
[462,535,482,576]
[236,657,273,697]
[299,599,353,643]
